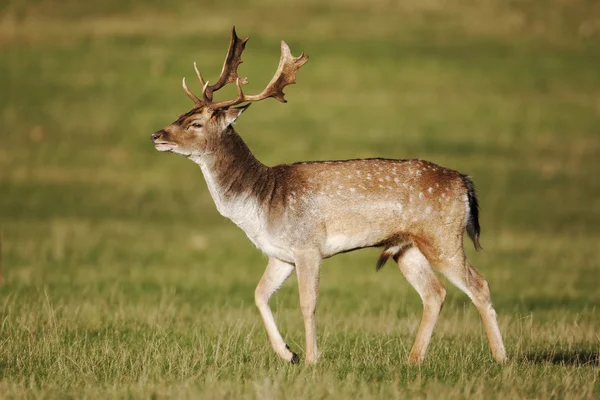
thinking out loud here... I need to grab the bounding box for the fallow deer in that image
[152,27,507,364]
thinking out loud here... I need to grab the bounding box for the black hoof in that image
[290,352,300,364]
[286,344,300,364]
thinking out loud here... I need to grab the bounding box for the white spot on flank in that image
[347,175,352,179]
[356,170,361,175]
[425,206,432,214]
[308,178,313,182]
[385,176,391,181]
[428,187,434,193]
[397,203,403,212]
[419,192,424,199]
[394,177,400,183]
[338,185,344,189]
[378,178,383,182]
[416,170,422,176]
[409,185,414,191]
[349,187,356,192]
[441,193,446,198]
[336,190,342,195]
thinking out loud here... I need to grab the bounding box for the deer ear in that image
[223,103,251,126]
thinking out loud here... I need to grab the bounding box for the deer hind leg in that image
[437,253,507,363]
[254,257,299,363]
[396,246,446,364]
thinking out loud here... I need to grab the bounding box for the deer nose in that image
[151,131,163,141]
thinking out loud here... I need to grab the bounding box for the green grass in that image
[1,0,599,398]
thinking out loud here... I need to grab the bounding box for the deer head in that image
[151,26,308,157]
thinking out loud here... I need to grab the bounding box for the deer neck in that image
[189,127,273,224]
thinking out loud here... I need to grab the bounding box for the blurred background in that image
[0,0,599,397]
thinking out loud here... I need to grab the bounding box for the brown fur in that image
[151,29,507,365]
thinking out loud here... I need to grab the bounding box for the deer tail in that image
[461,174,483,251]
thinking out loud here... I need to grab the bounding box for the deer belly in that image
[322,232,383,258]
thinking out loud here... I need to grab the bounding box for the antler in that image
[182,27,308,109]
[208,41,309,109]
[183,26,249,104]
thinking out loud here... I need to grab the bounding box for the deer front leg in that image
[255,257,299,363]
[295,251,321,364]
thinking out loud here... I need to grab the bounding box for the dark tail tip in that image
[461,174,483,251]
[376,252,390,271]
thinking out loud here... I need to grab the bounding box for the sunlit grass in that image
[1,0,599,398]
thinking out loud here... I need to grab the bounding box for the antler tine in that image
[208,40,309,109]
[182,77,202,104]
[193,62,206,87]
[203,26,250,102]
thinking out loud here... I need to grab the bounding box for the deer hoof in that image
[286,344,300,364]
[290,352,300,364]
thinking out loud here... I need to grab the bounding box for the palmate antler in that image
[182,26,308,109]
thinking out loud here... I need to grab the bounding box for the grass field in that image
[1,0,599,398]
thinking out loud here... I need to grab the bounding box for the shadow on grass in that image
[524,350,599,366]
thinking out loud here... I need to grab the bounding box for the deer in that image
[151,26,507,365]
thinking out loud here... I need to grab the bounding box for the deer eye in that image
[191,122,203,128]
